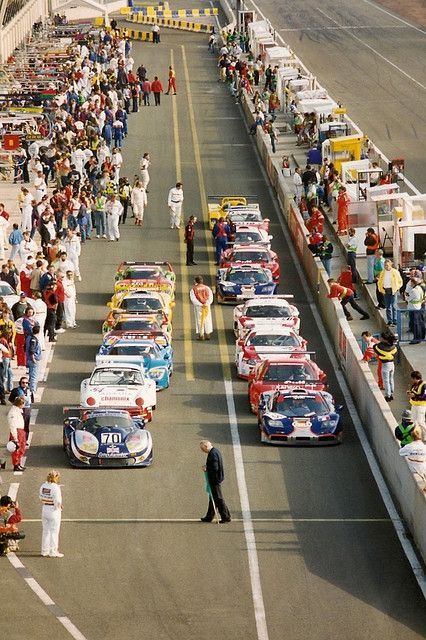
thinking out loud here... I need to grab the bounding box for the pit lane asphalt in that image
[245,0,426,193]
[3,31,425,640]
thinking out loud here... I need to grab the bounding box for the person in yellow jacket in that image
[377,259,403,326]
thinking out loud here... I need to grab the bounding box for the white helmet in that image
[6,441,19,453]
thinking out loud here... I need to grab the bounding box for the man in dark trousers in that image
[184,215,197,265]
[200,440,231,523]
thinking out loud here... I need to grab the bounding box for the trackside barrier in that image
[117,27,153,41]
[239,91,426,561]
[128,13,214,33]
[131,7,218,16]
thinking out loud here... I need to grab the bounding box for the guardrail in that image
[128,13,214,33]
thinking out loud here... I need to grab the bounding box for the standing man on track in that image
[166,65,177,95]
[199,441,231,523]
[190,276,213,340]
[151,76,163,106]
[184,215,197,265]
[168,182,184,229]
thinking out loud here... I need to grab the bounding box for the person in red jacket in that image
[327,278,369,321]
[0,495,25,555]
[166,66,177,95]
[151,76,163,106]
[337,265,357,298]
[55,273,66,333]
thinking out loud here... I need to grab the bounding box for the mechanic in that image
[212,217,231,265]
[168,182,184,229]
[9,376,33,442]
[346,227,358,286]
[131,180,147,227]
[326,278,370,321]
[184,215,197,266]
[395,410,416,447]
[165,65,177,95]
[190,276,213,340]
[199,441,231,523]
[0,496,25,556]
[39,470,64,558]
[407,371,426,439]
[363,227,380,284]
[8,396,26,471]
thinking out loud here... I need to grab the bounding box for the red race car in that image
[219,245,280,283]
[248,356,328,414]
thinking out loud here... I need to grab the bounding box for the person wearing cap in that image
[11,292,31,321]
[39,470,63,557]
[7,397,26,471]
[395,410,416,447]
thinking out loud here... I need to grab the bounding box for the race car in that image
[216,265,277,304]
[101,313,164,336]
[248,356,328,413]
[230,225,272,249]
[103,330,173,362]
[114,264,175,299]
[80,363,156,420]
[235,327,307,379]
[227,208,270,234]
[104,291,172,333]
[219,245,280,283]
[233,296,300,337]
[208,195,256,229]
[63,409,153,467]
[96,339,171,390]
[115,261,175,286]
[257,388,343,445]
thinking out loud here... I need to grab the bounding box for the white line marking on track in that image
[224,379,269,640]
[316,7,426,91]
[7,482,20,500]
[30,409,39,425]
[241,105,426,599]
[58,617,88,640]
[20,517,393,523]
[27,431,33,448]
[360,0,426,34]
[280,25,407,31]
[24,577,56,606]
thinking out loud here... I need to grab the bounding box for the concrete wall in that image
[239,92,426,560]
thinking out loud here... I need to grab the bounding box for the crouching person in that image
[0,495,25,555]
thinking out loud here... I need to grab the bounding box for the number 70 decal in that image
[101,433,122,444]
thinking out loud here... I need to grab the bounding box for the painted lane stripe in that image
[7,553,88,640]
[8,482,20,501]
[280,24,408,31]
[20,517,393,523]
[360,0,426,35]
[316,7,426,91]
[240,104,426,598]
[182,44,269,640]
[170,47,195,382]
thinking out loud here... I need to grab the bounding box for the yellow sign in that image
[9,106,43,114]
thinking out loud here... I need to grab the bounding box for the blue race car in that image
[96,339,171,389]
[102,331,173,364]
[216,265,277,304]
[258,388,343,445]
[63,409,153,467]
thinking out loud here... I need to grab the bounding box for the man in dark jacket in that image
[200,441,231,523]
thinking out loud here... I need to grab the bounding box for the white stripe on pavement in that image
[7,482,20,500]
[225,379,269,640]
[20,517,393,523]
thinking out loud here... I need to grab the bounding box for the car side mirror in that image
[336,405,343,412]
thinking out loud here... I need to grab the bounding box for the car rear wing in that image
[63,406,144,418]
[243,294,294,299]
[208,194,258,201]
[118,261,173,268]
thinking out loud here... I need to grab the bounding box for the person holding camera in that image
[0,496,24,555]
[7,396,26,471]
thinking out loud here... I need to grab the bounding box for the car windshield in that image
[273,396,330,416]
[114,319,160,331]
[233,251,269,262]
[246,305,291,318]
[109,345,156,357]
[248,334,298,347]
[90,368,143,385]
[81,415,133,433]
[0,282,15,296]
[229,212,262,223]
[124,269,162,279]
[234,231,262,243]
[227,270,269,284]
[263,364,314,382]
[120,298,163,312]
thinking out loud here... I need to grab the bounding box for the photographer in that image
[0,495,24,555]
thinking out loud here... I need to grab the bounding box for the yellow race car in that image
[208,195,250,229]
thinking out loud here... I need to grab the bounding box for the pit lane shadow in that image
[76,292,112,307]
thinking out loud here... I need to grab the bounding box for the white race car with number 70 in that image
[233,296,300,337]
[80,363,157,421]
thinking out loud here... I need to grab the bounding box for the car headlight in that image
[267,420,283,427]
[74,431,99,454]
[319,419,338,432]
[149,367,167,380]
[126,432,148,453]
